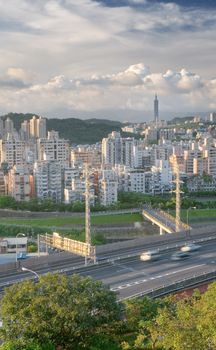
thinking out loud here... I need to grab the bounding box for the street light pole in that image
[186,207,196,238]
[21,267,39,279]
[16,233,26,263]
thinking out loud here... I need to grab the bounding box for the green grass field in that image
[170,209,216,223]
[0,213,143,228]
[0,209,215,239]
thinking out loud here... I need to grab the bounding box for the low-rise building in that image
[0,237,27,254]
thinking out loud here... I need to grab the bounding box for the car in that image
[180,243,201,252]
[140,250,160,261]
[17,252,27,260]
[171,251,191,261]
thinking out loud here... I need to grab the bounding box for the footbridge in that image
[142,207,190,234]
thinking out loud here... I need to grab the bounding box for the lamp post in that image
[16,233,26,263]
[186,207,196,238]
[186,207,196,226]
[21,266,39,279]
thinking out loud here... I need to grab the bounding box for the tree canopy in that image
[0,273,121,350]
[1,274,216,350]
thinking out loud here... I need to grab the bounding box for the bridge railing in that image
[158,209,190,231]
[142,206,190,232]
[119,268,216,301]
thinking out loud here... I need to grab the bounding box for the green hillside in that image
[0,113,131,144]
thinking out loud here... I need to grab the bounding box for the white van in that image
[140,249,160,261]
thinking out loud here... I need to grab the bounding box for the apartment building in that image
[102,131,137,168]
[38,131,70,166]
[34,161,62,202]
[98,169,118,206]
[0,136,26,167]
[71,146,101,168]
[30,116,46,139]
[7,165,32,201]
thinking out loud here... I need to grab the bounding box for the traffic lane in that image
[99,256,204,288]
[0,241,215,289]
[100,244,216,283]
[114,263,216,300]
[98,238,216,264]
[85,248,216,288]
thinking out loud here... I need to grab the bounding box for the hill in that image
[168,115,194,125]
[0,113,130,144]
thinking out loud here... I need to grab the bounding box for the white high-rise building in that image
[34,161,62,202]
[29,116,38,138]
[151,160,172,194]
[0,118,4,137]
[102,131,137,167]
[208,112,216,122]
[99,169,118,206]
[0,171,6,195]
[38,131,70,166]
[37,116,46,138]
[203,147,216,178]
[102,131,122,165]
[4,117,14,134]
[114,166,152,194]
[20,120,30,141]
[64,167,80,189]
[0,136,26,167]
[29,116,46,138]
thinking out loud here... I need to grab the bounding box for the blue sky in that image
[93,0,216,8]
[0,0,215,121]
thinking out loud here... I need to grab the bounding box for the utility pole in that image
[170,155,182,232]
[85,164,91,265]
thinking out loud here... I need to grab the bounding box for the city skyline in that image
[0,0,215,120]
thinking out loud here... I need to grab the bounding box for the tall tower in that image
[154,94,159,126]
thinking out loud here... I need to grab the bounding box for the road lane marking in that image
[111,264,206,291]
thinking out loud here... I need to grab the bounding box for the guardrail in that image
[142,207,190,233]
[1,234,216,292]
[119,269,216,301]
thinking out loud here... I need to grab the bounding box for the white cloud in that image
[0,64,215,118]
[0,0,215,118]
[6,67,34,84]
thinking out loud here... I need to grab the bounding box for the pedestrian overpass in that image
[142,207,190,234]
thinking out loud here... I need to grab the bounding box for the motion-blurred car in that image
[140,250,160,261]
[180,243,201,252]
[171,251,190,261]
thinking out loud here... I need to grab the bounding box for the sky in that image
[0,0,216,121]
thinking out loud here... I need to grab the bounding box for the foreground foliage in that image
[1,274,216,350]
[0,274,121,350]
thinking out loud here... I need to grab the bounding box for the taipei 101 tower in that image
[154,93,159,126]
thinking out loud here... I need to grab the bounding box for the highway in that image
[1,239,216,300]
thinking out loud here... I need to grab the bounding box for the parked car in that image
[17,252,27,260]
[140,250,160,261]
[180,243,201,252]
[171,251,190,261]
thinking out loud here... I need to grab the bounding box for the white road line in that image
[111,264,206,291]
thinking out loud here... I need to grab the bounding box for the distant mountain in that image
[0,113,130,144]
[168,115,195,125]
[46,117,124,144]
[1,113,38,130]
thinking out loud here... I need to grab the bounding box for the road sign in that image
[39,233,96,261]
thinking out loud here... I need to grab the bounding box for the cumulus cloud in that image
[0,64,215,118]
[0,0,215,118]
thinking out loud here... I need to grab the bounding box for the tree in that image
[122,297,168,350]
[0,273,121,350]
[194,283,216,349]
[0,340,55,350]
[154,291,215,350]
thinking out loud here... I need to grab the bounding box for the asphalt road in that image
[79,242,216,299]
[1,240,216,300]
